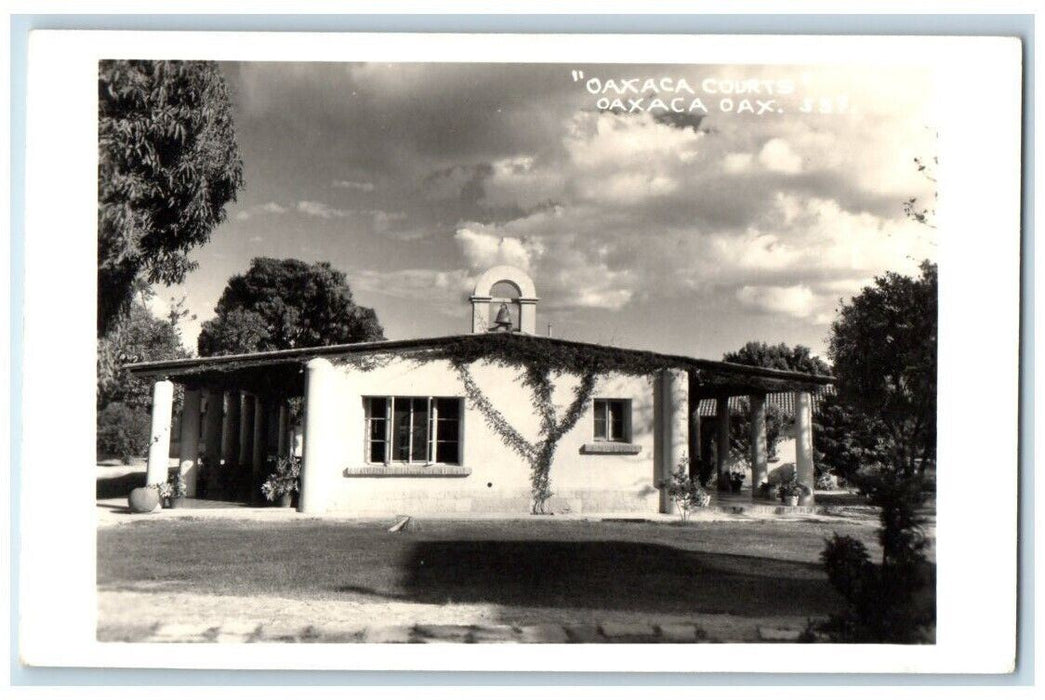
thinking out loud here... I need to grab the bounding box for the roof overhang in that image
[125,334,834,397]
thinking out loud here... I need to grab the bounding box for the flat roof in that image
[125,333,834,396]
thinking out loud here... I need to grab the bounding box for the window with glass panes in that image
[364,397,462,465]
[593,399,629,442]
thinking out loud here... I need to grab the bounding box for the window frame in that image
[593,398,631,443]
[364,396,463,466]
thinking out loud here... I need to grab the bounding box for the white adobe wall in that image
[309,354,660,516]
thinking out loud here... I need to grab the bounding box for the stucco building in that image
[127,266,832,515]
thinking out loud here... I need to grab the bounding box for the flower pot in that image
[169,496,185,509]
[278,492,293,508]
[161,497,172,509]
[787,495,800,507]
[128,486,160,514]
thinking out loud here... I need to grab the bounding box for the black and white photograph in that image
[15,28,1023,677]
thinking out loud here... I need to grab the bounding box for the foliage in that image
[818,261,938,643]
[98,60,244,335]
[728,400,787,466]
[660,459,711,522]
[424,333,680,515]
[454,362,596,514]
[819,531,935,643]
[812,392,890,484]
[828,261,937,478]
[198,258,384,356]
[723,341,832,376]
[158,472,187,500]
[97,299,190,463]
[261,456,301,501]
[96,401,152,463]
[815,472,839,491]
[776,472,810,502]
[98,300,191,411]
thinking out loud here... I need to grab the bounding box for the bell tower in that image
[469,265,538,334]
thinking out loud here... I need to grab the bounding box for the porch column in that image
[238,392,253,466]
[749,393,769,500]
[221,390,240,468]
[795,391,815,506]
[145,380,174,486]
[252,397,266,503]
[715,396,731,491]
[277,402,290,457]
[300,358,337,514]
[687,372,702,483]
[202,389,224,495]
[178,388,202,497]
[657,368,689,514]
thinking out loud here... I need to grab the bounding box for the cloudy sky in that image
[153,61,937,361]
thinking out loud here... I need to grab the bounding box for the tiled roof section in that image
[697,385,836,418]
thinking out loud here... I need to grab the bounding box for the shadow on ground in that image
[97,470,144,500]
[337,539,841,618]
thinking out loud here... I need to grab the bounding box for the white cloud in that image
[758,138,803,174]
[350,268,473,309]
[453,226,542,272]
[736,285,815,318]
[332,179,375,192]
[233,201,288,221]
[296,200,351,219]
[722,152,753,173]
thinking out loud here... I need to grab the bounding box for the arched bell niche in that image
[469,265,538,334]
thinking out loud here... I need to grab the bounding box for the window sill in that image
[580,443,642,455]
[343,465,472,478]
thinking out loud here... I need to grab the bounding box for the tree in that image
[197,258,385,356]
[98,60,244,336]
[828,261,937,477]
[813,392,889,485]
[818,261,938,642]
[97,298,191,462]
[723,341,831,376]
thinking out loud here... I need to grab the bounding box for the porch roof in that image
[125,333,834,398]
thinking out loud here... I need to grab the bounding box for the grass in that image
[98,517,886,620]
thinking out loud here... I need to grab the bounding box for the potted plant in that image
[727,467,745,493]
[777,472,810,506]
[159,472,188,509]
[261,455,301,507]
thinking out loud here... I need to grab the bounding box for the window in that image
[593,399,629,442]
[364,397,462,465]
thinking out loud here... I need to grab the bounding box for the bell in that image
[493,303,513,331]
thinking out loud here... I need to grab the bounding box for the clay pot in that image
[278,492,293,508]
[128,486,159,513]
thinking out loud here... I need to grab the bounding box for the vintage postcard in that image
[18,31,1022,674]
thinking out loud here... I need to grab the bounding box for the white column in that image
[716,396,731,491]
[145,380,174,486]
[470,295,491,333]
[657,368,689,514]
[518,298,538,334]
[277,402,290,457]
[252,397,265,502]
[749,393,768,500]
[300,358,337,514]
[178,388,202,497]
[687,372,701,482]
[795,391,815,506]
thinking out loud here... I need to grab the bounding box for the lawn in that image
[98,517,885,622]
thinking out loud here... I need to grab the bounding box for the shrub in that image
[261,455,301,502]
[96,401,151,463]
[660,456,711,522]
[815,472,839,491]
